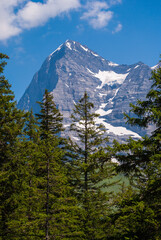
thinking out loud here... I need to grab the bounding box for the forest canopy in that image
[0,53,161,240]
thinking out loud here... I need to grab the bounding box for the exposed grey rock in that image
[18,40,153,142]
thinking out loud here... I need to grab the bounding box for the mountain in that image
[18,40,153,142]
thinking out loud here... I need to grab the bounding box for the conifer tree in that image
[68,91,116,239]
[1,138,42,239]
[0,54,26,166]
[0,53,27,239]
[112,63,161,239]
[115,64,161,180]
[36,89,64,139]
[36,89,80,239]
[24,109,39,142]
[107,187,159,240]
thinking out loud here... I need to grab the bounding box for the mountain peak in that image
[64,39,76,50]
[48,40,84,60]
[18,40,152,142]
[49,40,102,60]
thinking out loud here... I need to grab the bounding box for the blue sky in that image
[0,0,161,102]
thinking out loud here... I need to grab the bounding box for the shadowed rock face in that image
[18,40,153,142]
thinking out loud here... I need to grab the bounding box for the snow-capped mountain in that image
[18,40,153,142]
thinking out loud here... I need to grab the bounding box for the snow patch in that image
[66,42,72,50]
[151,64,159,70]
[99,93,107,97]
[96,109,112,116]
[134,65,139,69]
[127,68,131,72]
[96,103,112,117]
[80,45,88,52]
[48,44,63,60]
[108,88,120,103]
[95,71,129,89]
[91,52,99,57]
[95,118,141,138]
[87,68,94,74]
[100,103,107,109]
[108,61,119,67]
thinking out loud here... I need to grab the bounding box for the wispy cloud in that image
[108,0,122,6]
[81,1,113,29]
[80,0,122,30]
[112,23,122,33]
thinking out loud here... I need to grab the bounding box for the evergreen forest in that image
[0,53,161,240]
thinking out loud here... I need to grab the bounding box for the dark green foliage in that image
[0,54,27,239]
[1,52,161,240]
[36,90,80,239]
[68,92,116,239]
[24,109,39,142]
[125,66,161,131]
[0,54,26,166]
[108,188,159,240]
[0,140,42,239]
[111,64,161,239]
[36,89,63,139]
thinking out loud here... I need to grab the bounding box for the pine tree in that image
[36,89,80,239]
[10,111,42,239]
[24,109,39,142]
[115,64,161,180]
[68,91,116,239]
[0,53,27,239]
[1,138,42,240]
[36,89,64,139]
[107,187,159,240]
[0,54,26,166]
[112,63,161,238]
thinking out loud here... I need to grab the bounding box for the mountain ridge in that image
[18,40,153,142]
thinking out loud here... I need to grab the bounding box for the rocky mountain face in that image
[18,40,154,142]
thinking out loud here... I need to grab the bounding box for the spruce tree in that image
[107,187,159,240]
[0,53,27,239]
[36,89,80,239]
[1,138,42,239]
[36,89,64,139]
[112,63,161,239]
[24,109,39,142]
[68,92,116,240]
[115,64,161,180]
[10,111,41,239]
[0,53,26,166]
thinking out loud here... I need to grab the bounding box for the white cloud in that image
[0,0,24,41]
[88,11,113,29]
[0,0,122,41]
[109,0,122,6]
[112,23,122,33]
[81,1,121,29]
[17,0,80,29]
[0,0,80,41]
